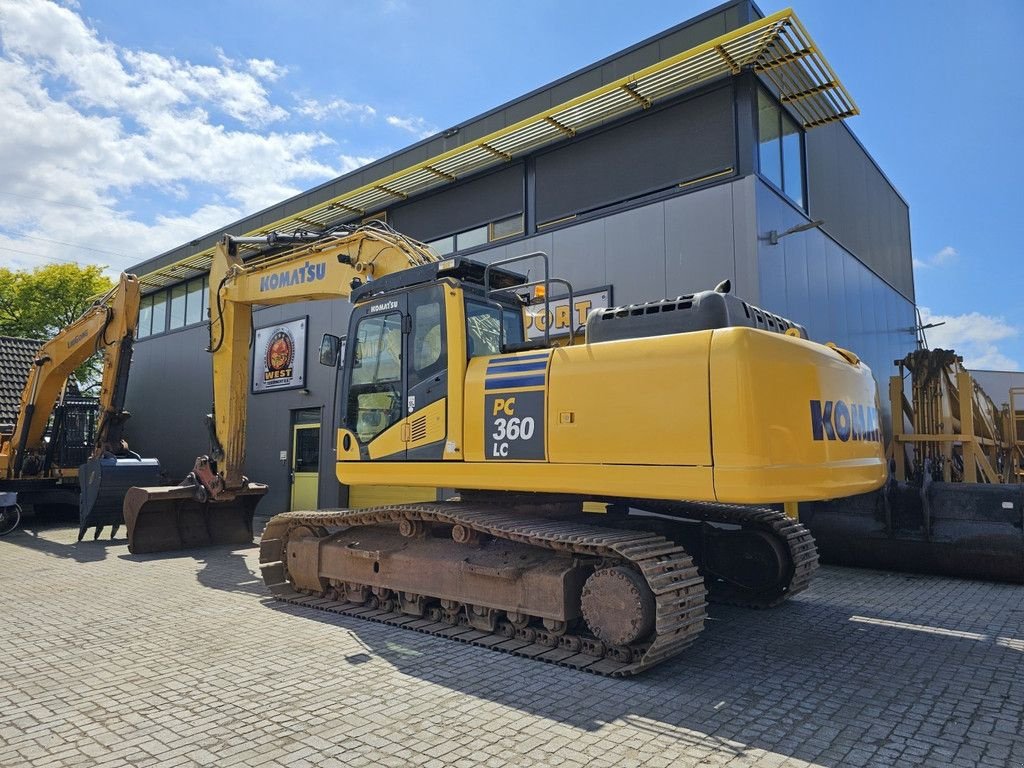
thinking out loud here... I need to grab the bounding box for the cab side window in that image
[466,301,525,357]
[408,285,446,388]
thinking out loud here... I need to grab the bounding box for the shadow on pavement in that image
[255,570,1024,766]
[119,542,265,596]
[1,509,123,563]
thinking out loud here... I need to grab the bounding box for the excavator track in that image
[625,502,818,609]
[259,502,707,676]
[690,505,817,608]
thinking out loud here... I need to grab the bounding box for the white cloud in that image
[0,0,355,273]
[297,97,377,122]
[919,306,1019,370]
[247,57,286,82]
[386,114,436,139]
[913,244,958,269]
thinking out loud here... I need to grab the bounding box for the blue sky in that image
[0,0,1021,369]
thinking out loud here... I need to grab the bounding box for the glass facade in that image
[758,88,804,209]
[151,293,167,337]
[185,277,206,326]
[169,284,187,330]
[137,277,208,338]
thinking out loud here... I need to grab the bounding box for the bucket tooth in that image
[124,482,266,555]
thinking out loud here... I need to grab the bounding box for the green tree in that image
[0,263,115,388]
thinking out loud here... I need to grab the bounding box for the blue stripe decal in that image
[486,361,548,374]
[484,374,546,390]
[488,352,550,364]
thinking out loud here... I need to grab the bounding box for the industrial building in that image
[122,0,917,516]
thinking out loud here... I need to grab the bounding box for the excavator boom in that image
[125,224,438,553]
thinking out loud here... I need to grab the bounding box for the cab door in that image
[404,284,449,459]
[343,300,408,460]
[342,284,450,462]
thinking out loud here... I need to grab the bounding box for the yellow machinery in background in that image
[125,222,885,675]
[0,273,162,539]
[889,349,1023,484]
[802,348,1024,583]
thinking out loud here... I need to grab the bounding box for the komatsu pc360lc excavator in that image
[125,222,885,675]
[0,273,162,539]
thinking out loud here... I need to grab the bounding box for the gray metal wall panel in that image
[755,179,917,437]
[601,205,668,304]
[729,175,759,300]
[806,122,914,301]
[664,182,743,300]
[534,86,736,224]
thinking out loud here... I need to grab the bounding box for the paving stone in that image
[2,523,1024,768]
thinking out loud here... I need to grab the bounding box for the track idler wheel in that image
[580,566,656,647]
[706,529,790,593]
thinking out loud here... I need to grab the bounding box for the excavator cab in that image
[335,257,527,463]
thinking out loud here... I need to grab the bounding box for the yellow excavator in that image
[125,222,885,675]
[0,273,162,539]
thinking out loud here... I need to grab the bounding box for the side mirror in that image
[319,333,345,368]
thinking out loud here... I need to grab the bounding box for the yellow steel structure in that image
[0,273,142,481]
[889,349,1023,485]
[133,8,856,293]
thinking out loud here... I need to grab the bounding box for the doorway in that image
[290,408,321,511]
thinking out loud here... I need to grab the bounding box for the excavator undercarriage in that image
[259,498,816,676]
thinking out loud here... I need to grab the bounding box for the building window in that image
[185,277,206,326]
[757,88,805,209]
[427,235,454,256]
[489,214,523,241]
[169,284,187,330]
[151,292,168,336]
[426,214,524,258]
[455,225,487,251]
[137,295,153,338]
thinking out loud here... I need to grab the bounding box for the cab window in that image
[466,300,524,357]
[409,285,446,387]
[346,312,402,443]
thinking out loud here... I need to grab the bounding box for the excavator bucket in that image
[78,456,163,541]
[123,482,266,555]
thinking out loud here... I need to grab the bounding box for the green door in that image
[290,423,320,511]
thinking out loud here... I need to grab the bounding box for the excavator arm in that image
[124,223,437,552]
[208,225,438,494]
[1,273,141,479]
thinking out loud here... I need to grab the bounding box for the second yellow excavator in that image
[0,273,163,539]
[126,222,885,675]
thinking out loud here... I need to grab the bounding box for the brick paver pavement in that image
[1,520,1023,768]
